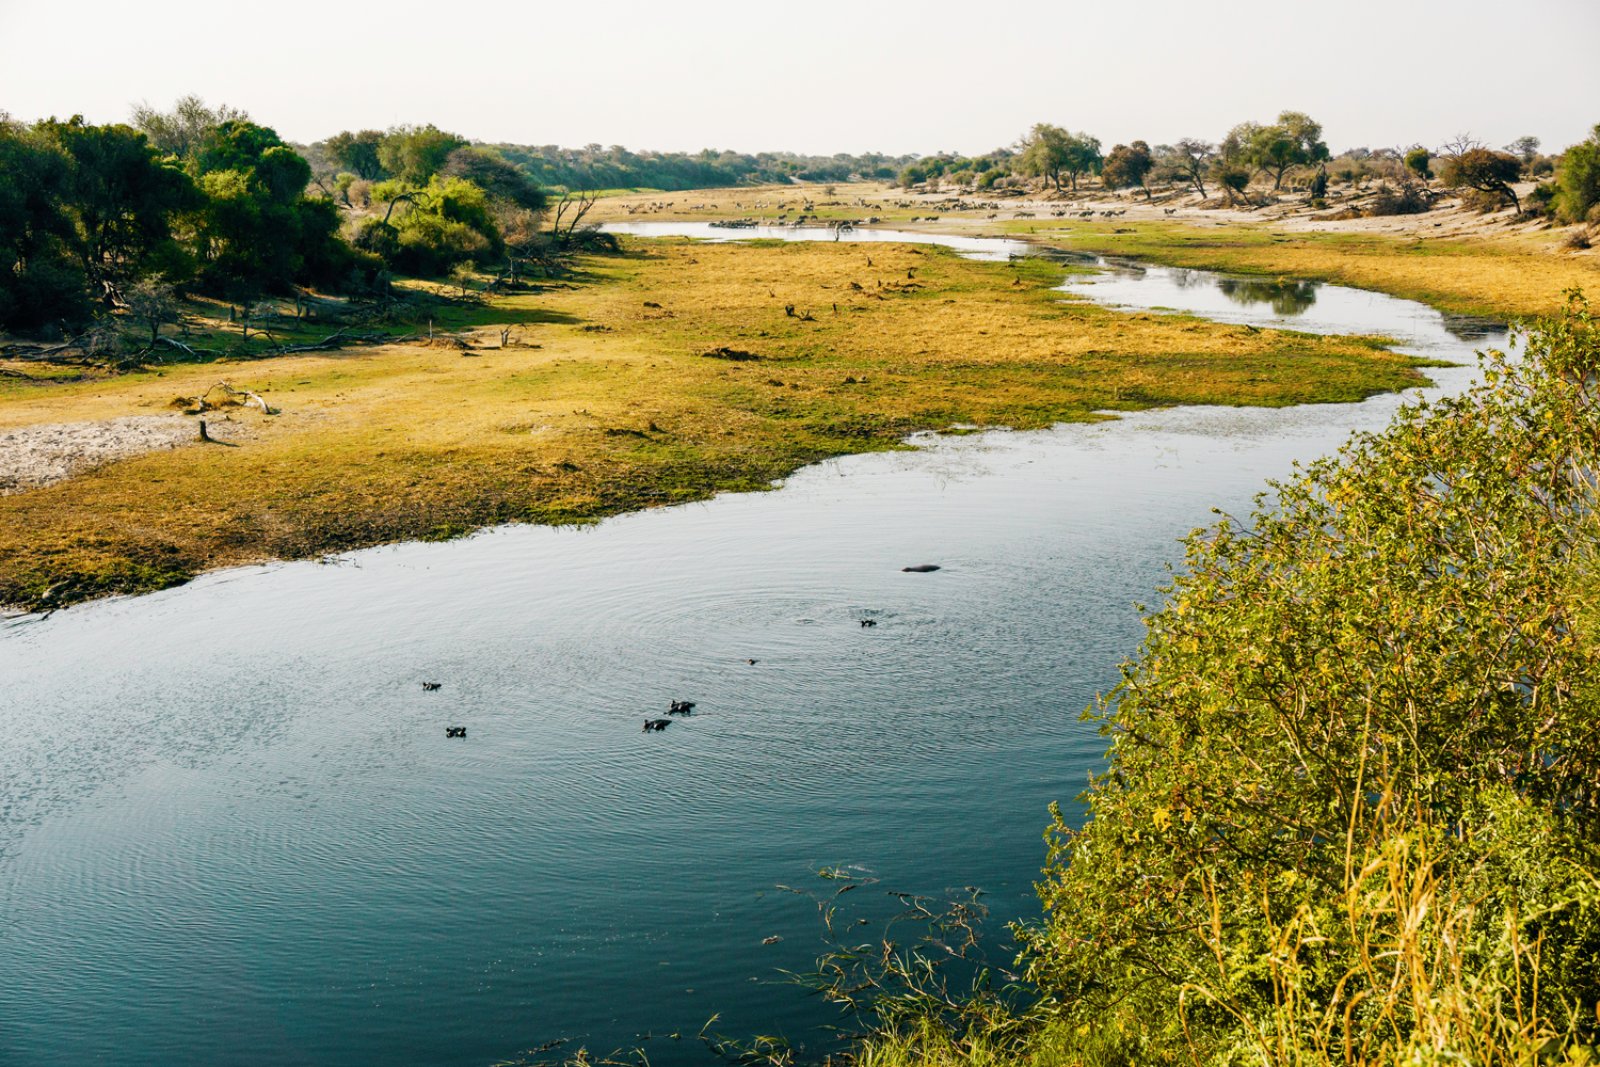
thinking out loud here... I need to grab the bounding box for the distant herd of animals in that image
[420,564,942,738]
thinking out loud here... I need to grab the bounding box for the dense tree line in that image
[1,99,365,336]
[315,133,913,192]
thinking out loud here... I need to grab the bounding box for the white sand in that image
[0,415,242,494]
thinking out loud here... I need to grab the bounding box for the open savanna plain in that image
[0,236,1429,610]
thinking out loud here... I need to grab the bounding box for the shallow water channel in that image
[0,227,1505,1066]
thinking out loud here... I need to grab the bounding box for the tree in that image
[324,130,386,180]
[1552,124,1600,225]
[378,125,467,184]
[1160,139,1213,199]
[1217,164,1251,203]
[1504,135,1541,164]
[1018,125,1066,192]
[0,118,92,332]
[130,95,246,162]
[1100,141,1153,199]
[1018,125,1101,193]
[358,175,503,276]
[191,120,353,295]
[439,147,546,211]
[124,278,179,347]
[1226,110,1329,190]
[1439,147,1523,212]
[1404,145,1433,180]
[36,117,200,303]
[1060,131,1102,192]
[550,187,600,243]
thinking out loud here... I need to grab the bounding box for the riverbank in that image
[0,238,1427,612]
[592,182,1600,320]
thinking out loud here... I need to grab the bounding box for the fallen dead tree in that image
[179,382,279,416]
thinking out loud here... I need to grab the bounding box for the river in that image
[0,226,1506,1066]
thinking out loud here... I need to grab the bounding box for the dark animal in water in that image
[747,659,758,665]
[901,564,941,573]
[643,718,673,732]
[860,619,877,628]
[445,726,466,738]
[668,700,696,715]
[422,682,442,691]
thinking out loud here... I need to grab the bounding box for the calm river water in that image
[0,228,1505,1066]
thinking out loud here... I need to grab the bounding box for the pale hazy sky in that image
[3,0,1597,157]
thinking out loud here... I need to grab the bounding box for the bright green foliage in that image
[1404,146,1433,180]
[1101,142,1154,197]
[1018,124,1101,193]
[1020,294,1600,1063]
[377,124,467,184]
[1553,124,1600,225]
[191,121,353,296]
[359,175,503,276]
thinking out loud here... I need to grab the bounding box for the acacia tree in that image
[1161,139,1213,199]
[1018,124,1101,193]
[1100,141,1153,199]
[1504,135,1541,165]
[1226,111,1329,190]
[1440,146,1524,212]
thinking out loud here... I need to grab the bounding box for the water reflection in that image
[1217,277,1319,316]
[599,223,1503,358]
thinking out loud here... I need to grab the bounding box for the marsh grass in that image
[0,238,1429,610]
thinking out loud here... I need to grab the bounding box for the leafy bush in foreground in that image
[1026,291,1600,1064]
[849,294,1600,1067]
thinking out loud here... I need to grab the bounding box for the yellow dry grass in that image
[0,239,1429,609]
[594,183,1599,320]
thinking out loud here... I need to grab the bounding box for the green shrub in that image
[1017,292,1600,1064]
[1554,125,1600,225]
